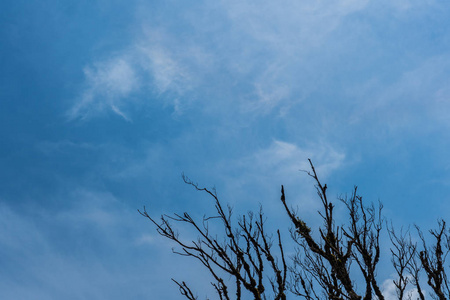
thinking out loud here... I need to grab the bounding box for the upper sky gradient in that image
[1,0,450,299]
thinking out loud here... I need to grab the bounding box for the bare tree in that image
[139,174,287,300]
[141,160,450,300]
[281,159,383,300]
[416,220,450,300]
[387,225,422,300]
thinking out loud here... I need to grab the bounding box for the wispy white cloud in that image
[138,44,192,95]
[68,0,376,121]
[68,56,139,121]
[240,63,291,114]
[69,0,448,125]
[69,32,204,120]
[242,140,345,180]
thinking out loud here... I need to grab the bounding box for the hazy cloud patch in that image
[223,0,369,54]
[220,140,346,201]
[349,55,450,133]
[249,140,345,176]
[138,44,191,95]
[68,56,139,121]
[0,190,158,299]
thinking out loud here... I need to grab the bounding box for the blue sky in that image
[1,0,450,299]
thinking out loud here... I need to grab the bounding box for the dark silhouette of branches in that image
[139,174,287,300]
[416,220,450,300]
[281,159,383,300]
[173,279,198,300]
[141,160,450,300]
[387,225,422,300]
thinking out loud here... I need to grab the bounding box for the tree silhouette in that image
[140,160,450,299]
